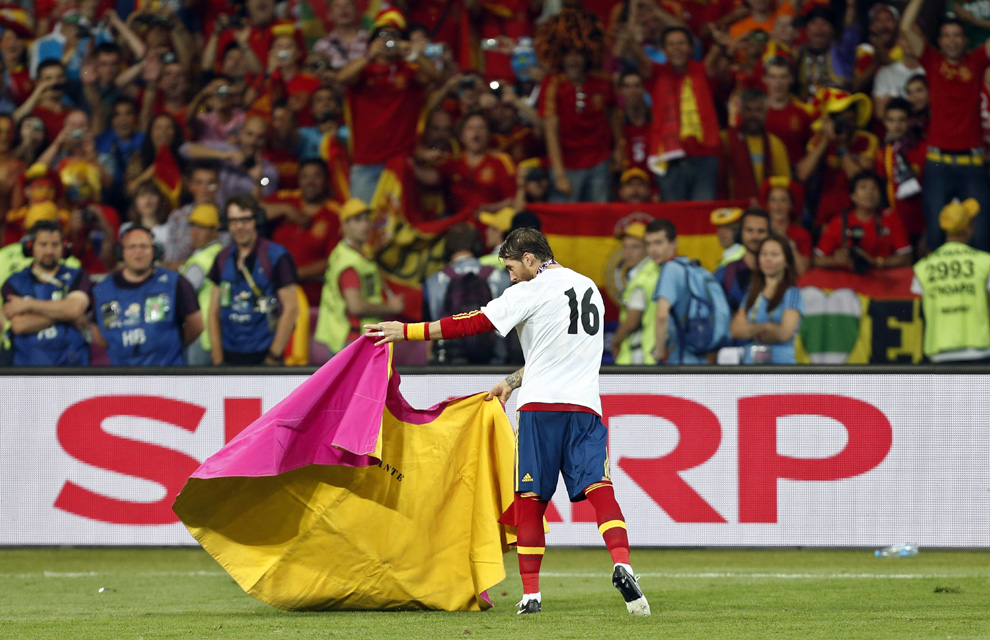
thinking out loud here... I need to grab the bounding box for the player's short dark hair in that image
[661,26,693,47]
[499,227,553,262]
[29,219,63,239]
[885,97,913,117]
[443,222,482,260]
[741,207,770,227]
[849,169,885,195]
[646,218,676,241]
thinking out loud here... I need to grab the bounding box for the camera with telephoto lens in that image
[846,227,871,274]
[384,38,398,50]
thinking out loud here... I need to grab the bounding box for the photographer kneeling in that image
[813,170,912,273]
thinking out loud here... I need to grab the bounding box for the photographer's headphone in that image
[115,225,165,262]
[219,194,267,230]
[22,219,68,258]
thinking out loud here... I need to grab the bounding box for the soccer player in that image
[365,228,650,617]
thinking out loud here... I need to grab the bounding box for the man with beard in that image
[794,5,859,101]
[854,4,903,96]
[2,219,90,366]
[714,208,770,313]
[720,89,791,200]
[91,225,202,366]
[265,159,342,306]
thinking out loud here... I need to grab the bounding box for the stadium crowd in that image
[1,0,989,367]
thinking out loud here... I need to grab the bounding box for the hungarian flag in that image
[173,338,517,611]
[796,267,919,364]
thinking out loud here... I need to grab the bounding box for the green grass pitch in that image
[2,547,988,639]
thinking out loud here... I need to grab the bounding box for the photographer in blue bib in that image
[2,219,90,366]
[90,225,202,366]
[207,194,299,366]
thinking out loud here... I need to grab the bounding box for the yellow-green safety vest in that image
[315,241,384,353]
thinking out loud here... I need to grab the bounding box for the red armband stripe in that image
[439,311,496,339]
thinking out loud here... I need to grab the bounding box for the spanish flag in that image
[173,338,517,611]
[528,201,744,320]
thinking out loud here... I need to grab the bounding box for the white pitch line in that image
[541,572,976,579]
[0,571,981,580]
[0,571,228,579]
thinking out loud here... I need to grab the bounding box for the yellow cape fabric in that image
[175,392,517,611]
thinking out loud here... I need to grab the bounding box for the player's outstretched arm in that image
[486,367,524,403]
[364,311,495,346]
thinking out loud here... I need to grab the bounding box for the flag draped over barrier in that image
[172,339,518,611]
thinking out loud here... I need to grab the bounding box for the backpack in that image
[436,265,497,364]
[670,257,730,355]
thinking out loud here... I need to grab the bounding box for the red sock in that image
[584,481,630,566]
[515,494,548,594]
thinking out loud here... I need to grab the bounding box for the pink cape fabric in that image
[173,338,518,612]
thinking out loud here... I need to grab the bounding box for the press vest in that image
[616,260,660,365]
[5,264,89,366]
[181,241,223,351]
[92,268,185,366]
[215,238,289,355]
[316,241,383,353]
[913,242,990,357]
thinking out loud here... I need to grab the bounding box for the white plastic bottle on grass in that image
[875,543,919,558]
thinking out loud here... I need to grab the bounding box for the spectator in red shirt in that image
[265,103,303,190]
[617,70,651,175]
[414,111,517,216]
[626,25,722,201]
[265,159,341,306]
[539,47,619,202]
[338,9,437,204]
[14,60,74,141]
[796,89,878,230]
[763,56,814,168]
[874,98,927,244]
[215,0,281,73]
[761,176,811,275]
[139,55,190,135]
[902,0,990,252]
[813,170,912,273]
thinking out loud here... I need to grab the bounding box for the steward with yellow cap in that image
[315,199,404,353]
[180,205,223,362]
[911,198,990,362]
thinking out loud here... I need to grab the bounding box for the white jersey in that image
[482,267,604,414]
